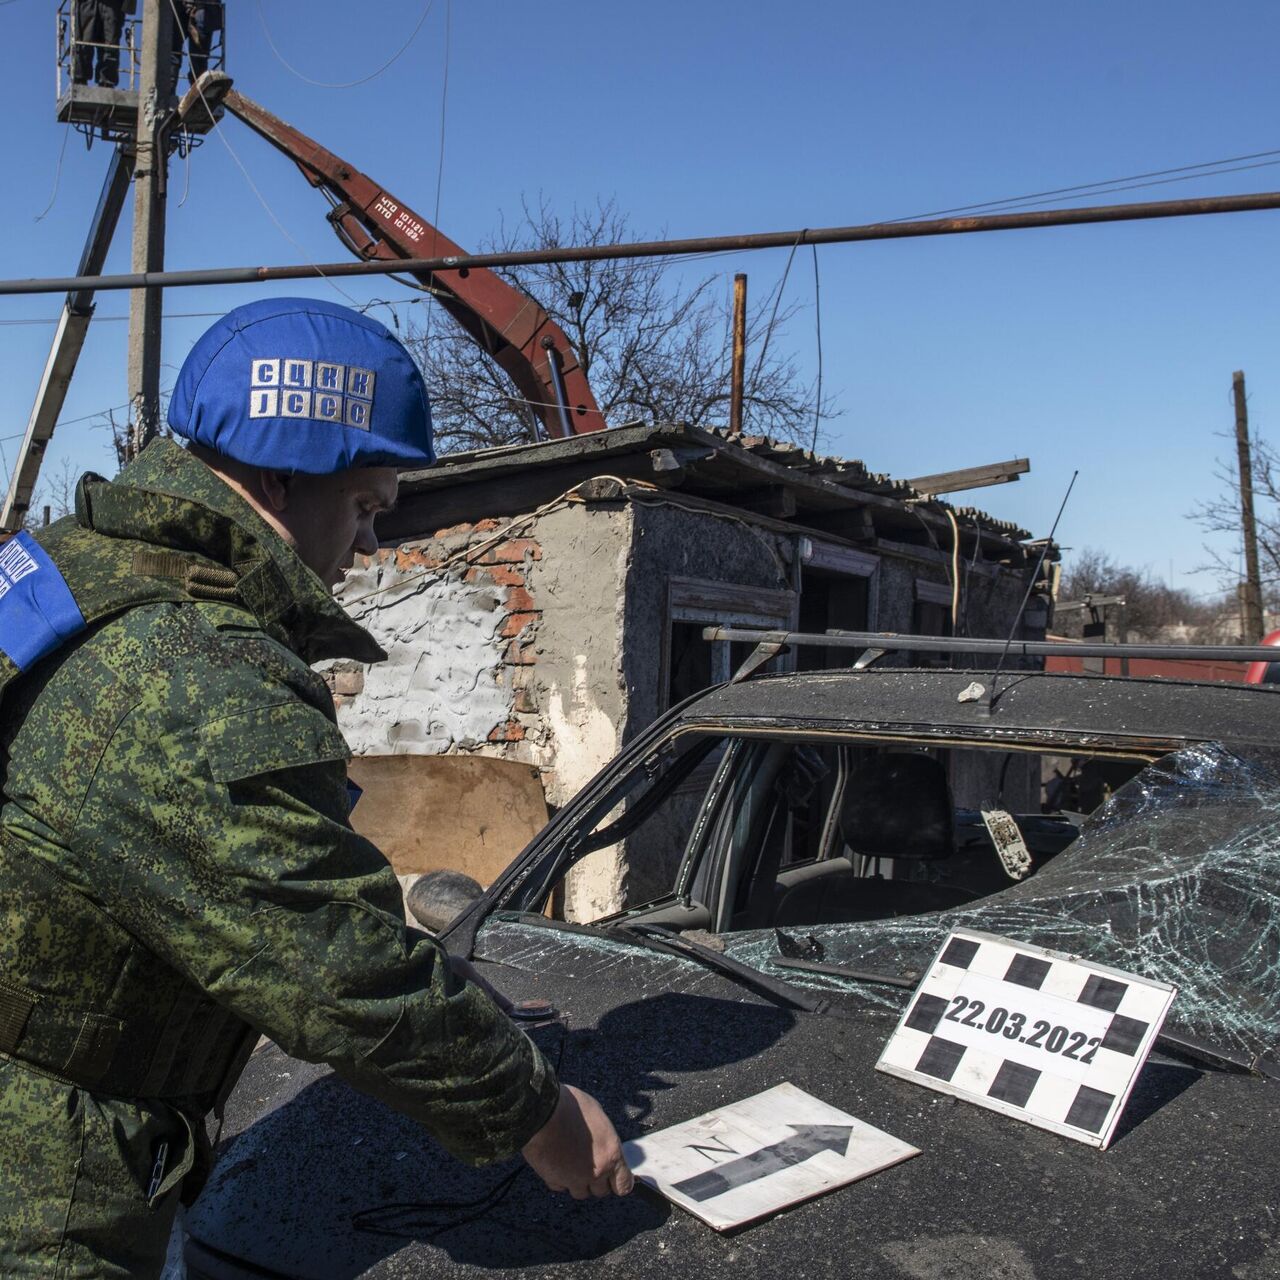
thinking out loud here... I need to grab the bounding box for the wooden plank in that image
[906,457,1030,495]
[347,755,548,884]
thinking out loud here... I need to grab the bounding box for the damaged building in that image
[325,423,1049,920]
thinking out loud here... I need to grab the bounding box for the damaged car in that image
[184,633,1280,1280]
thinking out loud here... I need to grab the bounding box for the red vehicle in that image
[1245,629,1280,684]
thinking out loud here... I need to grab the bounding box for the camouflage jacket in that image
[0,440,558,1278]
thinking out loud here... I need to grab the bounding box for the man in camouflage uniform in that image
[0,298,631,1277]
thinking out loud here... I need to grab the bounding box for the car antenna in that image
[976,469,1078,717]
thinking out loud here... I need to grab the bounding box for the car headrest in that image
[839,752,954,860]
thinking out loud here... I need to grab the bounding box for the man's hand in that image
[521,1085,634,1199]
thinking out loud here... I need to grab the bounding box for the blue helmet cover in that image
[168,297,434,473]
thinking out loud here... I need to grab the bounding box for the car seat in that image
[773,752,976,926]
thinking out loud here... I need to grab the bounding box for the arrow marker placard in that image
[623,1083,918,1231]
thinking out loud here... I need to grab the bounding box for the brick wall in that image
[326,519,548,760]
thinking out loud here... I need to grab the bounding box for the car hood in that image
[185,742,1280,1278]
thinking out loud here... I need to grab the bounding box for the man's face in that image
[276,466,399,588]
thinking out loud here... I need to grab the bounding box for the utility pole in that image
[1232,370,1265,642]
[126,0,175,461]
[728,273,747,435]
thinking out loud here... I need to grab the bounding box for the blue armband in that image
[0,532,87,671]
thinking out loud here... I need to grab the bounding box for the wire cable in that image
[944,506,961,630]
[337,470,793,618]
[886,147,1280,223]
[255,0,437,90]
[748,233,802,396]
[349,1024,568,1242]
[48,399,135,430]
[987,470,1079,707]
[960,512,983,636]
[177,139,192,209]
[422,0,452,349]
[0,310,255,326]
[34,126,71,222]
[417,0,453,353]
[341,482,591,616]
[0,399,136,447]
[432,0,450,235]
[920,158,1280,218]
[168,0,360,304]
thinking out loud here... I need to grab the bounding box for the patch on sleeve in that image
[200,699,351,784]
[0,532,87,671]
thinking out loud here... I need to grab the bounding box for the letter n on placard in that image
[686,1136,737,1164]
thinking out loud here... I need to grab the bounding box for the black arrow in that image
[671,1125,854,1203]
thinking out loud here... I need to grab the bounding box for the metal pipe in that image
[729,273,747,435]
[4,190,1280,297]
[701,626,1280,665]
[540,337,574,439]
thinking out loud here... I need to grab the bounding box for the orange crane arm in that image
[220,84,605,439]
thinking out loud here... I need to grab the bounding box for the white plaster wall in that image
[545,653,627,919]
[332,558,512,755]
[525,506,634,919]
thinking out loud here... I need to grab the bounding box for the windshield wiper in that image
[772,956,918,990]
[615,923,827,1014]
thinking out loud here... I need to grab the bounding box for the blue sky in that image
[1,0,1278,594]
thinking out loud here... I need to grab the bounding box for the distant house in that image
[326,423,1050,920]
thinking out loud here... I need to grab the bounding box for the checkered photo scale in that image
[876,930,1176,1148]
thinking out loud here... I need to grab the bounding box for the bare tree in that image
[80,401,174,473]
[1058,548,1220,640]
[27,457,80,528]
[18,398,174,530]
[1189,429,1280,613]
[406,199,830,454]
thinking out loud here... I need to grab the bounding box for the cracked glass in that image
[721,743,1280,1062]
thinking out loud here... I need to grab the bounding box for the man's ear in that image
[258,470,293,514]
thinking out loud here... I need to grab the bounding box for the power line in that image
[749,232,802,395]
[422,0,451,348]
[255,0,438,90]
[0,399,138,496]
[0,309,249,326]
[887,147,1280,223]
[928,158,1280,216]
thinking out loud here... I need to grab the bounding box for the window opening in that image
[571,737,1119,934]
[663,577,796,709]
[796,571,871,672]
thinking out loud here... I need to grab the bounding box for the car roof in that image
[674,667,1280,752]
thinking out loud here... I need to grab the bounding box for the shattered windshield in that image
[723,743,1280,1061]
